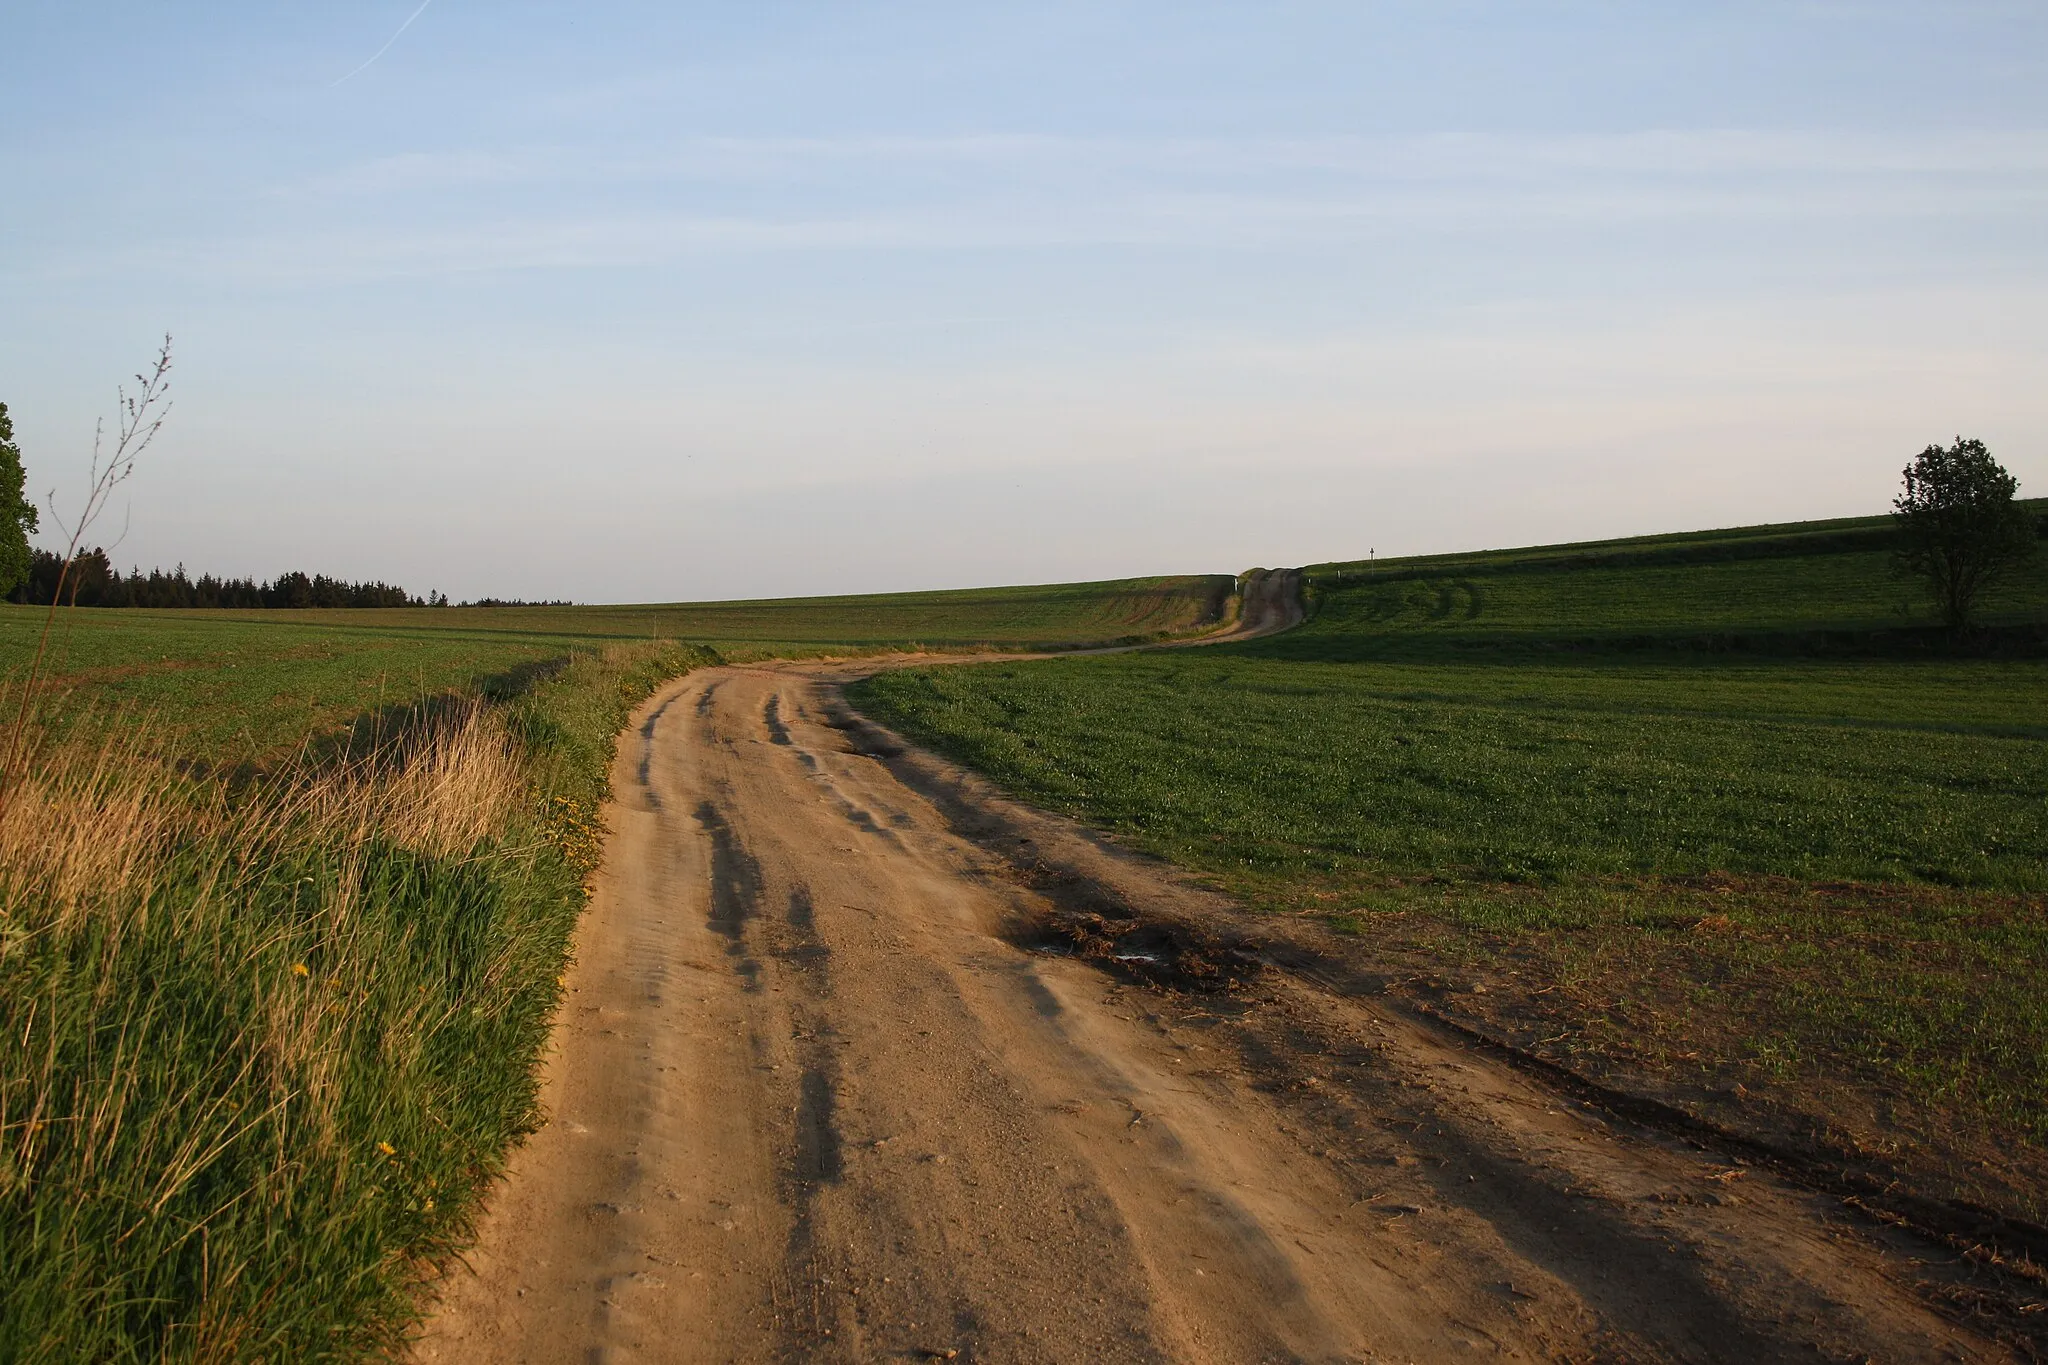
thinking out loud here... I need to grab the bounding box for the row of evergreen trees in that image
[3,397,567,610]
[5,549,439,609]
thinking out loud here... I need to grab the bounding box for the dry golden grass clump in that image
[0,726,191,934]
[0,700,524,919]
[0,697,579,1360]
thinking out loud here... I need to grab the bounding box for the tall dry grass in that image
[0,640,716,1359]
[0,701,523,928]
[0,700,572,1362]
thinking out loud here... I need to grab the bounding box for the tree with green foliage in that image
[0,402,41,595]
[1892,437,2037,632]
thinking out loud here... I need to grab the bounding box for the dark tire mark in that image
[764,693,793,745]
[694,799,764,992]
[841,804,887,836]
[771,881,850,1359]
[1422,1111,1795,1361]
[1016,964,1065,1019]
[1213,1003,1801,1361]
[794,1069,844,1185]
[635,688,689,804]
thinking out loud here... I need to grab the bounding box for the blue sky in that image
[4,2,2045,601]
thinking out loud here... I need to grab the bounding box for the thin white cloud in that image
[44,178,2039,288]
[110,125,2032,287]
[271,128,2048,201]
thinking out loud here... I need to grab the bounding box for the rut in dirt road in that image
[415,650,2011,1362]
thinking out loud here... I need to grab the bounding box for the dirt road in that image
[1198,569,1302,643]
[415,584,2008,1363]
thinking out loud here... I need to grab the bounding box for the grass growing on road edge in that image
[0,640,714,1362]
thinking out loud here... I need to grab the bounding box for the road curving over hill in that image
[1200,568,1303,644]
[414,572,2012,1364]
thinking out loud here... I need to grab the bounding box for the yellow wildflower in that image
[290,962,310,977]
[377,1141,396,1156]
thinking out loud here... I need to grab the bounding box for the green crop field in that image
[855,653,2047,888]
[0,573,1229,761]
[852,507,2048,1218]
[425,575,1233,651]
[1283,506,2048,658]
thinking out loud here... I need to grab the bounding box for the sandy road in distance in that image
[414,574,2005,1364]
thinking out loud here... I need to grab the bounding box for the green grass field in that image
[852,509,2048,1215]
[856,653,2047,888]
[0,574,1229,761]
[435,575,1233,651]
[1286,505,2048,658]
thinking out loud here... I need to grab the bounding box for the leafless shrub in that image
[0,337,174,822]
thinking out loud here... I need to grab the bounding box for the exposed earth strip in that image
[415,576,2009,1363]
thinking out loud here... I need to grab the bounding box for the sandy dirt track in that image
[414,580,2008,1364]
[1191,568,1302,644]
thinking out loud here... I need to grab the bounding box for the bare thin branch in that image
[0,335,175,819]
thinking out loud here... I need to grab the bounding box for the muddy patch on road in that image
[1024,907,1262,996]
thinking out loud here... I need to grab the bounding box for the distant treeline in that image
[7,549,435,609]
[457,597,575,608]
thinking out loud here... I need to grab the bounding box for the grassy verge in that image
[850,514,2048,1221]
[0,640,713,1361]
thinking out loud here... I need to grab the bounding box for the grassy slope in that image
[0,573,1229,760]
[851,511,2048,1217]
[1294,502,2048,650]
[396,575,1232,650]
